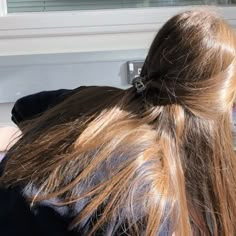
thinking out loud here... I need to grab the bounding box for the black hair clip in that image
[132,76,146,94]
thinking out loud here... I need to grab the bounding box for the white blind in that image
[7,0,236,13]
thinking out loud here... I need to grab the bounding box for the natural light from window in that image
[7,0,236,13]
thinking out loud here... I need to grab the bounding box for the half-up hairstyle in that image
[1,10,236,236]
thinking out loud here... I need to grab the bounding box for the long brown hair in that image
[1,10,236,236]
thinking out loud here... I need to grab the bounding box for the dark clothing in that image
[1,87,85,236]
[0,186,76,236]
[1,87,119,236]
[11,87,86,125]
[1,87,170,236]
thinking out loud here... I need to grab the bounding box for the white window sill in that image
[0,6,235,56]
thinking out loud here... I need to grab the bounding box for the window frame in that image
[0,0,236,56]
[0,0,7,16]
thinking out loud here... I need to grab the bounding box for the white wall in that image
[0,49,147,124]
[0,103,14,126]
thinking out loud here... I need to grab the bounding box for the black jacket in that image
[11,88,84,126]
[1,88,84,236]
[0,186,77,236]
[1,87,170,236]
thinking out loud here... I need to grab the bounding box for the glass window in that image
[7,0,236,13]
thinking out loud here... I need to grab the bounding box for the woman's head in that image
[1,10,236,236]
[142,10,236,117]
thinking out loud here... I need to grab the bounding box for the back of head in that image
[1,10,236,236]
[142,10,236,116]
